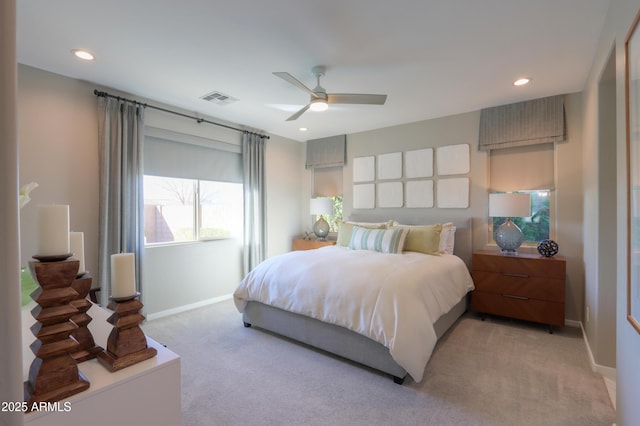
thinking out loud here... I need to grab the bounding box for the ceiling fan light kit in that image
[309,98,329,112]
[273,65,387,121]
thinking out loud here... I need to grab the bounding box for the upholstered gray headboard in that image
[347,214,473,269]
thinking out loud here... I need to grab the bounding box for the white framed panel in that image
[405,148,433,178]
[353,156,375,182]
[436,144,470,175]
[437,178,469,208]
[353,184,375,209]
[377,152,402,180]
[406,180,433,208]
[377,182,403,208]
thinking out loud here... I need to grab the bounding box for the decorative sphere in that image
[537,239,559,257]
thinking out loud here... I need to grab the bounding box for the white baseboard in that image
[578,321,617,381]
[565,319,581,328]
[146,294,233,321]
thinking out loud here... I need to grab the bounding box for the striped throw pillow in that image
[336,221,389,247]
[349,226,409,254]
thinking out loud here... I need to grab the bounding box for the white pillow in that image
[349,226,409,254]
[439,222,456,255]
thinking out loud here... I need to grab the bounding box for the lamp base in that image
[313,216,330,241]
[494,218,524,254]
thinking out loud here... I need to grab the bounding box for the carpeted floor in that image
[142,300,615,426]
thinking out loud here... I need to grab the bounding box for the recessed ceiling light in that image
[71,49,95,61]
[513,78,531,86]
[299,127,308,132]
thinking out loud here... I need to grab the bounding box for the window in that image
[143,127,244,245]
[488,143,555,244]
[144,175,242,244]
[312,195,343,233]
[491,190,550,243]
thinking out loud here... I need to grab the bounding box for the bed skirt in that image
[242,293,469,384]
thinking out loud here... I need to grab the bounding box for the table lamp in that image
[489,192,531,253]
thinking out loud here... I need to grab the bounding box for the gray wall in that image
[16,65,303,318]
[1,1,23,423]
[18,65,100,276]
[581,0,640,421]
[333,97,585,322]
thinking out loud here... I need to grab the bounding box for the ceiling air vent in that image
[200,91,238,106]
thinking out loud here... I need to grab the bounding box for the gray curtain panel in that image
[97,97,145,306]
[242,132,267,274]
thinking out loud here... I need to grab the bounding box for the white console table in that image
[22,302,181,425]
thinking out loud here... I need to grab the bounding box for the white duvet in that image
[233,245,474,382]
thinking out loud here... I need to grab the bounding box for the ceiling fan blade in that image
[286,104,311,121]
[273,72,320,99]
[327,93,387,105]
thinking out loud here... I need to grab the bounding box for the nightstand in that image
[291,239,336,251]
[471,250,566,333]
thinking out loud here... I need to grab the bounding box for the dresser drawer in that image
[472,252,565,279]
[472,271,565,302]
[472,292,565,327]
[471,251,566,330]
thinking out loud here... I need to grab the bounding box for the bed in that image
[233,217,474,384]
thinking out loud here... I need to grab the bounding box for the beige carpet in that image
[142,300,615,426]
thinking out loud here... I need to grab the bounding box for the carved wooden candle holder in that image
[70,273,103,362]
[96,293,157,372]
[24,258,90,407]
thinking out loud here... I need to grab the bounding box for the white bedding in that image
[233,245,474,382]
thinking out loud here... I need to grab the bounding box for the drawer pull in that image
[503,294,529,300]
[502,272,529,278]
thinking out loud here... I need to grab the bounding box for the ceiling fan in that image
[273,66,387,121]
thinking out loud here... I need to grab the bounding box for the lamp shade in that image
[489,193,531,218]
[310,198,333,215]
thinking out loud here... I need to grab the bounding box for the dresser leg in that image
[548,325,553,334]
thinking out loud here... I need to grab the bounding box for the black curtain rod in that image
[93,89,269,140]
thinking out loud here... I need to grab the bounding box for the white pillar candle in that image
[37,204,70,256]
[110,253,136,298]
[70,231,85,274]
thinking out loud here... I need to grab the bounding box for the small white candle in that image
[70,231,86,274]
[37,204,70,256]
[111,253,136,298]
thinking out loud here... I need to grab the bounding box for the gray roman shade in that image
[306,134,346,169]
[313,166,343,197]
[479,95,566,151]
[144,127,242,183]
[490,143,555,192]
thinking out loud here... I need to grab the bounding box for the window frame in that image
[143,175,243,246]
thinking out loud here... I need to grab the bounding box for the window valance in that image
[306,135,346,169]
[478,95,566,151]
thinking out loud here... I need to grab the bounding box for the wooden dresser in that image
[471,250,566,332]
[292,239,336,251]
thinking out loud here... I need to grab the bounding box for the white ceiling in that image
[17,0,611,142]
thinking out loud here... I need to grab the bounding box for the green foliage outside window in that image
[314,195,343,233]
[492,190,550,243]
